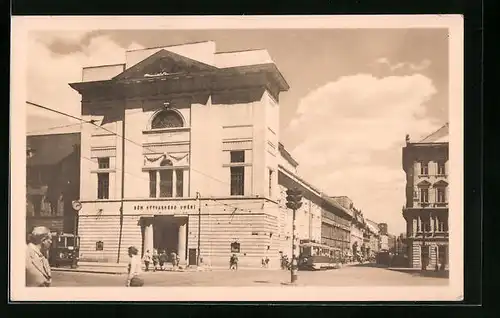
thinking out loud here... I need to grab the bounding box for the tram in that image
[298,241,342,270]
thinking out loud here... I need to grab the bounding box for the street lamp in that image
[286,187,303,284]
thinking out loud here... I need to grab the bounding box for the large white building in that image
[69,41,350,268]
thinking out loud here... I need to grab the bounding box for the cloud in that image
[374,57,432,72]
[409,59,432,71]
[26,33,143,120]
[286,73,441,233]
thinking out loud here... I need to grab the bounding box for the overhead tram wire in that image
[27,101,235,190]
[26,122,82,134]
[27,102,263,214]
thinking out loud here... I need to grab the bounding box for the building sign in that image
[230,242,240,253]
[131,202,197,214]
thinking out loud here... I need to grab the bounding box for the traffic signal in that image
[286,188,303,210]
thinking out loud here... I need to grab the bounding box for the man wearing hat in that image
[26,226,53,287]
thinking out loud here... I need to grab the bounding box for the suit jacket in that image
[26,243,51,287]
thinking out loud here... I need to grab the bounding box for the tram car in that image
[298,241,342,270]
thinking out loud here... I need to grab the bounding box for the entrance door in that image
[188,248,197,266]
[154,216,179,254]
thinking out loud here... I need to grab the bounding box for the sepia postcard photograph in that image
[10,15,464,302]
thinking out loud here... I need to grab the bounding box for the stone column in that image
[177,219,187,264]
[144,218,154,255]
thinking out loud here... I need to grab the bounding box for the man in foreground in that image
[26,226,52,287]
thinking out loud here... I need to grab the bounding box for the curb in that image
[51,268,125,275]
[52,267,213,275]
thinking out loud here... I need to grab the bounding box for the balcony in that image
[142,127,191,146]
[412,202,448,209]
[412,231,449,239]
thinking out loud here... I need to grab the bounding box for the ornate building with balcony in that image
[402,123,449,270]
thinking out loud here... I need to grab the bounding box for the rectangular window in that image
[438,218,445,232]
[437,188,446,203]
[437,161,446,175]
[176,169,184,197]
[420,188,429,203]
[230,166,245,195]
[98,157,110,169]
[420,162,429,175]
[413,189,419,201]
[97,173,109,199]
[159,170,173,197]
[268,169,273,197]
[230,150,245,163]
[149,171,157,198]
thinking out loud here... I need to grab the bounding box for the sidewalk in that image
[387,267,449,278]
[52,262,292,275]
[52,262,213,275]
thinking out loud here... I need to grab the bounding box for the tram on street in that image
[298,241,342,270]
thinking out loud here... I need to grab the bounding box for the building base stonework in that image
[409,239,449,270]
[77,200,283,269]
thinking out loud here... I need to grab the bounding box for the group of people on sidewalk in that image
[141,249,181,272]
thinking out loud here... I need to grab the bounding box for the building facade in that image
[366,219,380,256]
[331,197,366,260]
[26,132,80,235]
[70,41,290,267]
[320,196,352,257]
[402,123,449,270]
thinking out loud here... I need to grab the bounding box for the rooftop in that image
[27,132,80,167]
[417,123,449,143]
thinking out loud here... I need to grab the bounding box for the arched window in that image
[151,110,183,129]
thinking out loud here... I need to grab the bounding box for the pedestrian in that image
[142,249,152,272]
[170,251,177,269]
[230,253,238,271]
[175,253,180,269]
[159,250,167,271]
[265,256,269,268]
[126,246,144,287]
[26,226,53,287]
[152,249,159,272]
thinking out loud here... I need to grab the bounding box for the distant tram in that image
[298,240,342,270]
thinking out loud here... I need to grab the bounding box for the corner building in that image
[70,41,288,267]
[402,123,449,270]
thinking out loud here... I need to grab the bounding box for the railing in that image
[410,231,449,239]
[413,202,448,208]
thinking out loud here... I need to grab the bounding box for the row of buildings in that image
[26,41,396,268]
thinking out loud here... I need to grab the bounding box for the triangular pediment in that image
[113,49,217,80]
[417,180,432,187]
[433,180,449,187]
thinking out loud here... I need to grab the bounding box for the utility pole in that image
[117,102,126,264]
[286,187,303,284]
[196,192,201,266]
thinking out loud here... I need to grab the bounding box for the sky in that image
[26,28,449,234]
